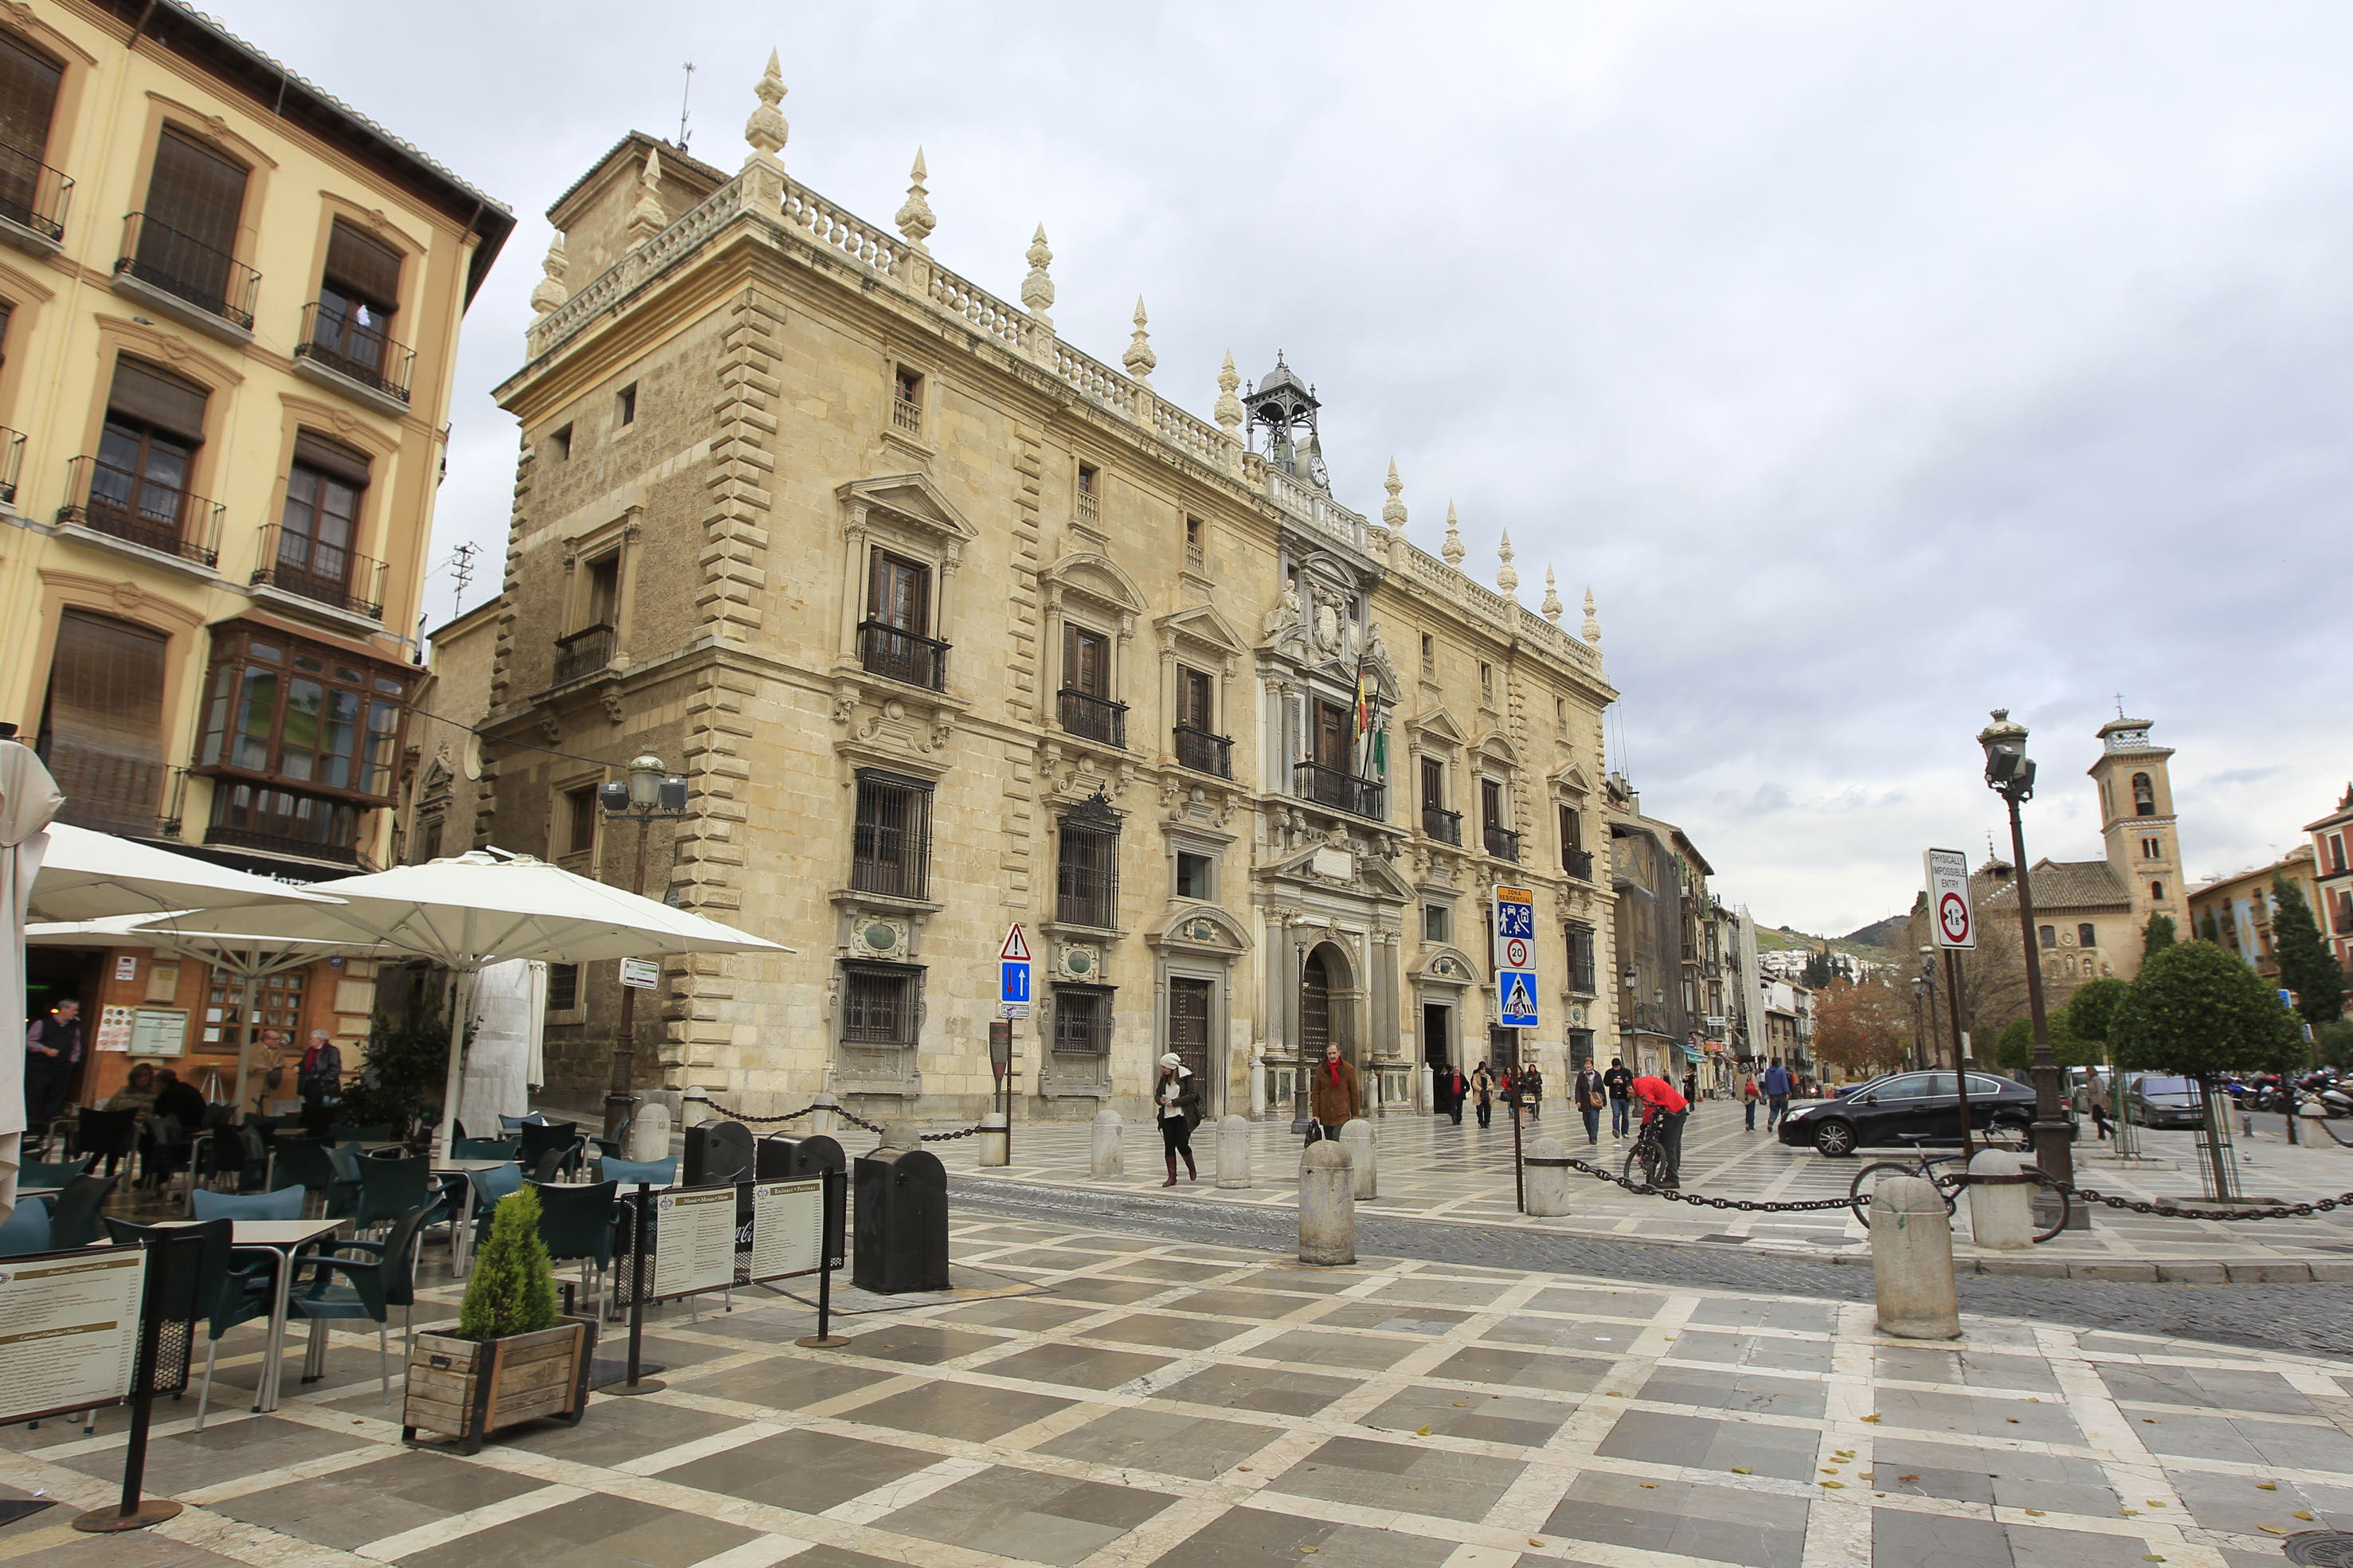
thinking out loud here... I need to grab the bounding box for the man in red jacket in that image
[1627,1073,1689,1187]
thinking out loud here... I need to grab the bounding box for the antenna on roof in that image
[677,61,695,150]
[446,542,480,614]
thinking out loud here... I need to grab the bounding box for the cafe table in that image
[153,1216,343,1412]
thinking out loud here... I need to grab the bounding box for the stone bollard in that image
[879,1120,920,1156]
[1522,1134,1573,1216]
[624,1099,672,1162]
[1090,1108,1124,1178]
[679,1085,713,1128]
[1216,1114,1252,1188]
[1298,1140,1356,1265]
[1249,1052,1267,1120]
[1339,1118,1377,1199]
[1870,1174,1961,1339]
[1964,1148,2034,1250]
[808,1091,840,1137]
[977,1112,1009,1167]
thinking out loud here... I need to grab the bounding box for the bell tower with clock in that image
[2089,713,2188,951]
[1243,354,1330,491]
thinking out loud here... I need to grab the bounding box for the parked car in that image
[2124,1074,2207,1129]
[1778,1069,2040,1158]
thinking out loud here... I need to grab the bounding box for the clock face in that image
[1306,449,1329,487]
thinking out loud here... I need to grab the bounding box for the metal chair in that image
[598,1155,676,1186]
[0,1199,50,1256]
[527,1178,619,1318]
[288,1203,430,1404]
[193,1184,305,1222]
[47,1173,119,1249]
[104,1216,276,1431]
[354,1152,447,1237]
[272,1139,358,1220]
[517,1121,582,1179]
[451,1137,521,1160]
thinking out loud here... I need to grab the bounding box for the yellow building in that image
[2187,846,2324,982]
[2,0,508,1105]
[438,57,1623,1124]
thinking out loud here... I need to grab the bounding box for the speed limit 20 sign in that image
[1924,847,1975,950]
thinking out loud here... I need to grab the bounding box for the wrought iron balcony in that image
[116,213,259,330]
[552,623,617,687]
[296,300,414,405]
[1563,847,1595,882]
[0,141,70,242]
[1058,686,1128,747]
[250,523,386,620]
[59,456,222,566]
[0,424,22,505]
[1294,761,1385,820]
[1484,823,1522,862]
[206,822,361,866]
[857,619,949,690]
[1421,804,1462,845]
[1173,724,1231,778]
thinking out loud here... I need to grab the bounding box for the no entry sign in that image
[1924,848,1975,950]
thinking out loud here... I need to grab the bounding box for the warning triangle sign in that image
[1000,924,1031,962]
[1505,976,1535,1016]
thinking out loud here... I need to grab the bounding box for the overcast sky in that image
[233,1,2352,936]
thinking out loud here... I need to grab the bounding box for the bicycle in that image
[1847,1129,2070,1241]
[1622,1116,1672,1188]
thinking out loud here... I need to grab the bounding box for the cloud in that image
[221,0,2353,930]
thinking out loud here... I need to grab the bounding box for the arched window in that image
[2038,924,2056,948]
[2132,772,2155,817]
[2150,881,2165,901]
[2078,923,2097,948]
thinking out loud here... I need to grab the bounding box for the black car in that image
[1778,1069,2039,1157]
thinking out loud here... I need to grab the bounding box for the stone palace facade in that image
[442,56,1623,1121]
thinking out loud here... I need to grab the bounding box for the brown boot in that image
[1163,1153,1178,1187]
[1182,1150,1198,1181]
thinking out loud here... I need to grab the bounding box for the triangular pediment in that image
[1551,761,1594,795]
[1157,603,1246,656]
[840,473,977,541]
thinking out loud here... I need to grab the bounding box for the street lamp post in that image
[599,752,691,1137]
[1975,710,2080,1224]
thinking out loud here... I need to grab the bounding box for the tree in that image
[2064,977,2131,1046]
[1810,978,1909,1077]
[1989,1012,2100,1073]
[2141,913,2177,960]
[2111,940,2305,1198]
[2270,876,2346,1030]
[2319,1018,2353,1070]
[1801,946,1837,990]
[333,994,460,1140]
[457,1185,561,1342]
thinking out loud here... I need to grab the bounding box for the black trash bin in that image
[683,1120,754,1184]
[758,1133,847,1261]
[852,1143,949,1293]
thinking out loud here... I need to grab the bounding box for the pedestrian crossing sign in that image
[1499,969,1539,1030]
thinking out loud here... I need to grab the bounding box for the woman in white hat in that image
[1155,1053,1204,1186]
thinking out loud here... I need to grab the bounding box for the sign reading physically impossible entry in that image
[1494,884,1540,1030]
[999,924,1032,1019]
[1924,848,1975,950]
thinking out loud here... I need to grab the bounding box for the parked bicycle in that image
[1622,1117,1670,1188]
[1847,1131,2070,1241]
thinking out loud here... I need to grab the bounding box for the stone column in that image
[1870,1174,1961,1339]
[1216,1114,1251,1188]
[1339,1117,1376,1199]
[1965,1148,2033,1249]
[680,1086,714,1128]
[1298,1141,1355,1265]
[1090,1108,1123,1178]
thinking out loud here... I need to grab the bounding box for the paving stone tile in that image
[654,1428,939,1513]
[211,1451,542,1550]
[1482,1314,1646,1356]
[1312,1301,1473,1335]
[1869,1507,2014,1568]
[2161,1464,2353,1536]
[495,1395,740,1467]
[1157,1363,1361,1417]
[1871,1437,2118,1515]
[936,1297,1105,1331]
[1670,1330,1835,1374]
[1034,1407,1279,1479]
[1267,1433,1525,1523]
[1596,1409,1819,1482]
[1638,1366,1829,1420]
[1223,1268,1369,1295]
[878,1464,1176,1567]
[1868,1386,2084,1444]
[1543,1472,1809,1567]
[1159,1288,1306,1319]
[674,1355,897,1412]
[394,1489,756,1568]
[1086,1312,1254,1351]
[977,1342,1176,1390]
[1525,1286,1671,1320]
[58,1414,371,1498]
[1252,1328,1421,1372]
[1362,1277,1513,1308]
[2131,1410,2353,1469]
[2005,1522,2182,1567]
[849,1378,1078,1442]
[1145,1504,1462,1568]
[1046,1276,1173,1306]
[2099,1363,2324,1416]
[840,1323,1012,1366]
[1430,1344,1609,1394]
[1361,1384,1572,1446]
[1685,1298,1839,1335]
[1873,1345,2062,1394]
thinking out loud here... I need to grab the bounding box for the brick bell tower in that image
[2089,713,2189,975]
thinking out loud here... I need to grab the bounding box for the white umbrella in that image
[166,850,792,1154]
[28,822,344,924]
[26,915,409,1113]
[0,739,65,1214]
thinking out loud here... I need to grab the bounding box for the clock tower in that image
[2089,715,2189,954]
[1243,354,1331,491]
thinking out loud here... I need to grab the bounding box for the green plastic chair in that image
[452,1137,520,1160]
[47,1173,119,1249]
[0,1198,50,1256]
[598,1155,676,1186]
[527,1179,619,1317]
[193,1185,304,1222]
[272,1140,358,1220]
[19,1155,94,1189]
[464,1162,525,1253]
[288,1204,430,1404]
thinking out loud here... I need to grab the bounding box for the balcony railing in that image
[552,623,616,686]
[116,213,259,330]
[1421,804,1462,845]
[891,393,921,433]
[60,456,223,566]
[0,141,70,242]
[1294,760,1385,820]
[1484,823,1522,862]
[0,424,22,505]
[206,822,361,866]
[857,619,948,690]
[296,300,414,405]
[1563,847,1595,882]
[1172,724,1231,778]
[250,523,386,620]
[1058,687,1128,747]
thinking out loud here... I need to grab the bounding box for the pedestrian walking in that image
[1520,1063,1545,1120]
[1572,1062,1607,1146]
[1629,1071,1691,1187]
[2088,1099,2111,1140]
[296,1028,343,1137]
[1742,1069,1760,1132]
[1682,1068,1700,1109]
[1440,1063,1467,1126]
[1761,1058,1792,1130]
[1307,1041,1359,1143]
[22,998,84,1131]
[1603,1058,1634,1140]
[1156,1053,1203,1183]
[1471,1062,1494,1128]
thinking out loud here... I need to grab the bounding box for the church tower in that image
[2089,714,2189,961]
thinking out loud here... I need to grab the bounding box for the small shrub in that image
[456,1185,559,1341]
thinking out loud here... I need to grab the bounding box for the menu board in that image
[95,1006,136,1054]
[750,1179,822,1281]
[0,1249,147,1424]
[651,1187,736,1297]
[129,1007,188,1058]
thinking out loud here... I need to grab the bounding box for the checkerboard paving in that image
[937,1103,2353,1266]
[1,1211,2347,1568]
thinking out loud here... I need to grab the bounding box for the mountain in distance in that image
[1751,918,1904,966]
[1842,915,1909,952]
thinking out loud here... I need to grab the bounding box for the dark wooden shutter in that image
[145,129,246,255]
[1420,757,1443,810]
[323,218,401,311]
[1314,702,1350,771]
[40,611,167,833]
[0,33,61,164]
[292,430,371,487]
[1065,624,1108,697]
[107,357,209,440]
[868,550,929,632]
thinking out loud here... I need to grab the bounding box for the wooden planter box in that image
[401,1317,595,1453]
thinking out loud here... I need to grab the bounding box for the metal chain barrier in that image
[697,1101,816,1126]
[700,1097,987,1144]
[2039,1172,2352,1222]
[1560,1156,1860,1213]
[920,1124,987,1143]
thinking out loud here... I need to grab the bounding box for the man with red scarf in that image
[1627,1071,1689,1187]
[1307,1041,1359,1141]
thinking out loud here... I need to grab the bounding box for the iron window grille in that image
[1051,985,1112,1058]
[851,771,934,900]
[1056,794,1121,929]
[841,963,918,1049]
